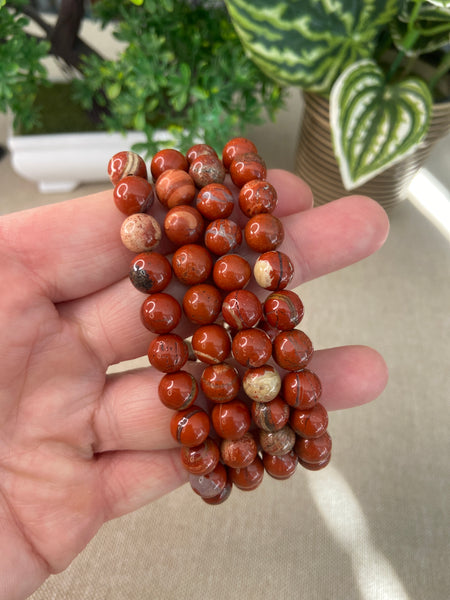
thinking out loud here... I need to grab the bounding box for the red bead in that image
[204,219,242,256]
[150,149,188,181]
[202,474,233,505]
[231,328,272,368]
[213,254,251,291]
[238,180,277,217]
[263,290,304,330]
[141,293,181,334]
[251,396,290,432]
[295,431,332,465]
[180,437,220,475]
[196,183,234,220]
[186,143,218,164]
[222,137,258,170]
[200,363,240,403]
[148,334,189,373]
[191,324,231,364]
[155,169,196,208]
[254,251,294,291]
[164,205,204,246]
[158,370,198,410]
[221,290,262,329]
[299,455,331,471]
[189,154,226,188]
[120,213,161,253]
[182,283,222,325]
[230,456,264,491]
[244,213,284,253]
[220,432,258,468]
[257,319,280,343]
[172,244,213,285]
[290,403,328,439]
[282,369,322,409]
[229,152,267,188]
[273,329,313,371]
[113,175,154,215]
[242,364,281,403]
[189,462,228,499]
[263,451,297,480]
[259,425,296,456]
[108,151,147,185]
[129,252,172,294]
[170,405,210,447]
[211,399,251,440]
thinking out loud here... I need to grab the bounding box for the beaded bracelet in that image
[108,138,331,505]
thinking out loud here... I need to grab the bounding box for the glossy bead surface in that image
[221,290,262,329]
[186,143,218,164]
[200,363,240,403]
[290,402,328,438]
[238,180,277,217]
[204,219,242,256]
[295,431,332,465]
[172,244,213,285]
[182,284,222,325]
[244,213,284,253]
[150,149,188,181]
[263,451,297,480]
[158,370,199,410]
[129,252,172,294]
[211,399,251,440]
[147,334,189,373]
[282,369,322,409]
[189,462,227,499]
[213,254,251,291]
[230,456,264,491]
[251,396,290,432]
[192,324,231,364]
[231,328,272,368]
[113,175,154,215]
[229,152,267,188]
[222,137,258,170]
[141,293,181,334]
[257,319,280,343]
[180,437,220,475]
[108,151,147,185]
[263,290,304,330]
[120,213,161,253]
[273,329,313,371]
[298,455,331,471]
[220,432,258,469]
[242,364,281,403]
[196,183,234,220]
[202,474,233,505]
[170,405,210,447]
[254,251,294,291]
[164,205,204,246]
[155,169,196,208]
[189,154,226,188]
[259,425,296,456]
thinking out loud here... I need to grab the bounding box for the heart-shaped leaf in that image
[330,59,432,189]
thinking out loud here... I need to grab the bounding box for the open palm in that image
[0,171,389,600]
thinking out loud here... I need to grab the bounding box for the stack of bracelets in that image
[108,137,331,505]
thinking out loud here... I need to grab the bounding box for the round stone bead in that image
[213,254,251,291]
[238,180,277,218]
[263,451,297,480]
[244,213,284,253]
[295,431,332,466]
[222,137,258,170]
[189,154,226,188]
[221,290,262,329]
[164,205,204,246]
[147,334,189,373]
[231,328,272,368]
[290,402,329,439]
[204,219,242,256]
[230,455,264,491]
[251,396,290,432]
[150,149,188,181]
[158,370,199,410]
[211,399,251,440]
[257,319,280,344]
[191,324,231,364]
[263,290,304,330]
[242,364,281,403]
[229,152,267,188]
[182,284,222,325]
[172,244,213,285]
[186,143,218,164]
[220,432,258,469]
[108,151,147,185]
[273,329,314,371]
[113,175,154,215]
[259,425,296,456]
[254,251,294,291]
[202,473,233,505]
[120,213,161,253]
[141,293,181,334]
[155,168,196,208]
[196,183,234,220]
[170,405,210,447]
[298,455,331,471]
[129,252,172,294]
[282,369,322,409]
[190,462,228,499]
[200,363,240,403]
[180,437,220,475]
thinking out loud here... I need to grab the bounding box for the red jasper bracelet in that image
[108,138,332,505]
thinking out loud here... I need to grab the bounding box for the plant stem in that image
[386,0,424,82]
[429,51,450,96]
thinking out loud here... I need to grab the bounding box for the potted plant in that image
[1,0,285,191]
[224,0,450,209]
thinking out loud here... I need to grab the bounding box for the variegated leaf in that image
[330,59,432,189]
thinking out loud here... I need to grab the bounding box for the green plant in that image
[224,0,450,189]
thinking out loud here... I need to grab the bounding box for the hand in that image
[0,170,389,600]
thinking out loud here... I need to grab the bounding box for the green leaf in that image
[330,59,432,189]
